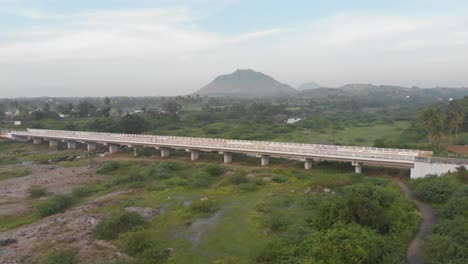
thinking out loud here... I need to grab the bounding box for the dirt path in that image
[395,176,436,264]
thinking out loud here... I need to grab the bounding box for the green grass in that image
[0,213,40,232]
[0,168,32,180]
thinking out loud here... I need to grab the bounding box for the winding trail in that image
[395,174,436,264]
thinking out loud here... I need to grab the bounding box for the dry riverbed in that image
[0,162,127,263]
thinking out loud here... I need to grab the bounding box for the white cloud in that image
[0,8,467,97]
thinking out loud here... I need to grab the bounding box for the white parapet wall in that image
[410,160,468,179]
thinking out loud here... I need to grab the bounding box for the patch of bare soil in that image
[0,164,106,217]
[0,190,133,264]
[447,145,468,155]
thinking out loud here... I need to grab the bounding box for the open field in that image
[0,141,420,263]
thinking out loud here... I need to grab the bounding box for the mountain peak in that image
[214,69,272,81]
[193,69,297,97]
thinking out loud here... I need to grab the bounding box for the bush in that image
[93,212,145,240]
[147,167,172,180]
[112,172,147,185]
[229,174,248,185]
[414,176,456,203]
[238,182,258,192]
[189,172,211,188]
[190,199,219,214]
[28,186,48,198]
[272,175,288,183]
[442,196,468,219]
[35,194,77,217]
[204,164,224,177]
[71,185,101,198]
[293,223,391,264]
[39,249,78,264]
[159,161,182,171]
[96,161,120,174]
[263,213,289,232]
[121,231,154,256]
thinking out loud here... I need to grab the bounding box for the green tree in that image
[446,101,465,139]
[419,107,445,146]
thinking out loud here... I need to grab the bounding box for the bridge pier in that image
[49,140,58,149]
[109,144,119,154]
[353,162,363,174]
[261,155,270,166]
[33,138,43,145]
[160,147,170,158]
[87,142,97,152]
[190,150,200,161]
[223,152,232,164]
[304,159,313,170]
[67,141,77,150]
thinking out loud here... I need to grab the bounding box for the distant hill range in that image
[192,69,297,97]
[192,69,468,102]
[297,82,321,90]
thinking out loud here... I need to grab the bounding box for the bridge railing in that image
[23,128,430,155]
[5,129,421,162]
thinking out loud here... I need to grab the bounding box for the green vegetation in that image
[35,194,78,217]
[35,185,102,217]
[409,169,468,264]
[93,212,146,240]
[0,168,31,180]
[28,186,48,198]
[39,249,78,264]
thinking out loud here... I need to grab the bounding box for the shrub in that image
[121,231,154,256]
[112,172,147,185]
[264,213,289,232]
[229,174,248,185]
[96,161,120,174]
[147,167,172,180]
[159,161,182,171]
[39,249,78,264]
[272,175,288,183]
[423,216,468,264]
[442,196,468,219]
[28,186,48,198]
[71,185,101,198]
[190,199,219,214]
[414,176,456,203]
[189,172,211,188]
[204,164,224,177]
[239,182,258,192]
[36,194,77,217]
[93,212,145,240]
[294,223,390,264]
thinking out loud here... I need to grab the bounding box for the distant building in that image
[13,121,22,126]
[286,118,302,124]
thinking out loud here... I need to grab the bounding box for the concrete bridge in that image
[1,129,442,178]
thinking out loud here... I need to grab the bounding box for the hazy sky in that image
[1,0,468,97]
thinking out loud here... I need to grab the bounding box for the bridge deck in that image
[3,129,432,167]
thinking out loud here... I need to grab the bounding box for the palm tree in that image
[419,107,445,146]
[446,101,465,139]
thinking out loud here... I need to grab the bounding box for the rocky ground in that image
[0,162,128,263]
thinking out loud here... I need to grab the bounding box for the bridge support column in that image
[49,140,58,149]
[353,162,363,174]
[160,147,170,158]
[261,155,270,166]
[109,144,119,154]
[87,142,97,152]
[304,159,312,170]
[190,150,200,161]
[223,152,232,164]
[133,147,138,157]
[67,141,76,150]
